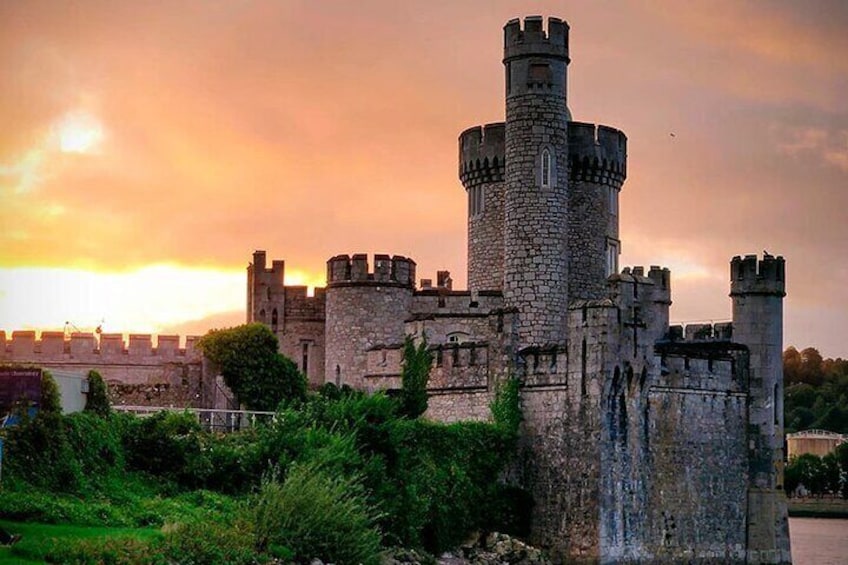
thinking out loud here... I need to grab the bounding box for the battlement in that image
[730,254,785,297]
[667,322,734,342]
[568,122,627,186]
[612,266,669,295]
[251,250,285,277]
[284,286,327,320]
[503,16,569,62]
[0,331,202,361]
[326,253,416,287]
[459,123,505,189]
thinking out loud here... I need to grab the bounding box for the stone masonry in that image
[1,14,792,565]
[245,16,791,564]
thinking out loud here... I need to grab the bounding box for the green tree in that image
[784,346,802,386]
[198,324,306,411]
[800,347,824,386]
[399,336,432,419]
[40,370,62,415]
[786,454,828,497]
[84,370,111,416]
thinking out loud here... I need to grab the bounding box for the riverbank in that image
[787,498,848,519]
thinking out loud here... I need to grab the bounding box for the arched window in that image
[271,308,278,327]
[541,148,552,188]
[609,186,619,216]
[468,186,485,218]
[606,240,620,276]
[259,309,266,322]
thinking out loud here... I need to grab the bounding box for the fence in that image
[113,405,276,432]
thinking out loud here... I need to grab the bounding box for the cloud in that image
[774,125,848,172]
[0,0,846,354]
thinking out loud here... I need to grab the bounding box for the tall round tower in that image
[324,254,415,389]
[503,16,571,346]
[460,123,505,292]
[730,254,792,563]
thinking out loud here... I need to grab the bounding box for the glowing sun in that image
[55,111,104,153]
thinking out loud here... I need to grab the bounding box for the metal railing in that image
[787,429,846,440]
[113,405,276,433]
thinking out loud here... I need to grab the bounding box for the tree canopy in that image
[784,346,848,434]
[198,323,306,411]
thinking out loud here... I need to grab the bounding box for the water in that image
[790,517,848,565]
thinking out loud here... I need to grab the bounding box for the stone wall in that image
[0,331,210,408]
[277,286,326,387]
[643,386,749,563]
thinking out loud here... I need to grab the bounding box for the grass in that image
[0,520,161,564]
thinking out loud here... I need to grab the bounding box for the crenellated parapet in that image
[609,266,671,305]
[326,253,416,288]
[665,322,734,342]
[568,122,627,187]
[730,254,785,297]
[0,331,202,362]
[503,16,569,62]
[459,123,505,189]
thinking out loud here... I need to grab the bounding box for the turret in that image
[502,16,571,347]
[566,122,628,301]
[247,250,285,329]
[730,254,792,564]
[459,123,506,292]
[324,254,415,389]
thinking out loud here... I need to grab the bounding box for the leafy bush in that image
[254,462,383,565]
[122,411,207,487]
[160,519,259,565]
[2,411,83,491]
[400,336,432,419]
[383,419,518,551]
[85,369,112,416]
[491,377,522,434]
[40,370,62,414]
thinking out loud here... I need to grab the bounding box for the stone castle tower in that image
[0,18,792,562]
[244,16,791,564]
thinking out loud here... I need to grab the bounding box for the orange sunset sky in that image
[1,1,847,357]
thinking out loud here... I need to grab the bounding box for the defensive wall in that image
[0,331,225,408]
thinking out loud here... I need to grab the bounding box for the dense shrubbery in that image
[784,443,848,498]
[1,385,527,563]
[255,463,382,565]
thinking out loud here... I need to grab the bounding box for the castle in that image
[246,17,792,564]
[1,16,791,564]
